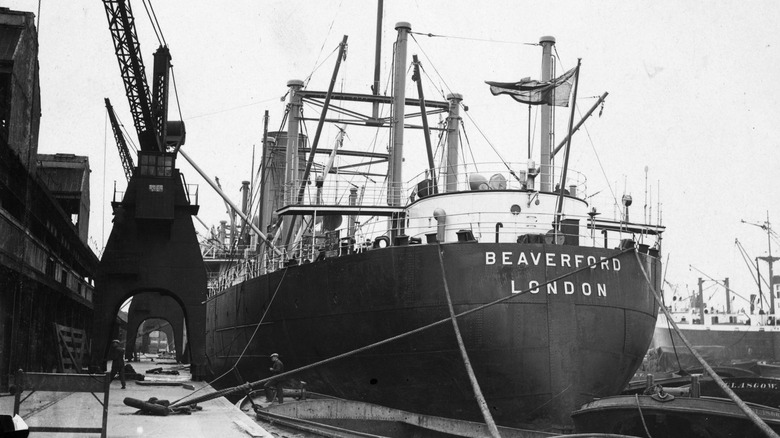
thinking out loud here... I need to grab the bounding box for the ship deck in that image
[0,357,271,438]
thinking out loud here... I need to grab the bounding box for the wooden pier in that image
[0,357,271,438]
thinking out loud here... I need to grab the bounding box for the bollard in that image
[690,374,701,398]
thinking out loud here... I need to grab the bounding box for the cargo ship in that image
[204,17,665,430]
[653,221,780,374]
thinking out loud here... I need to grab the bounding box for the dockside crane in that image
[94,0,204,377]
[102,0,184,153]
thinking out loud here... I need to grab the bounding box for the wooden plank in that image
[53,324,65,373]
[29,426,103,433]
[14,370,109,438]
[21,372,106,393]
[54,323,85,373]
[56,327,81,372]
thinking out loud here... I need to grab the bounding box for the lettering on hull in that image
[511,280,607,297]
[486,251,622,271]
[487,251,618,298]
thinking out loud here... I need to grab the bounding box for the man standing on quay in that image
[108,339,126,389]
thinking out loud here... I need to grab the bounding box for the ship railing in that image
[209,210,659,294]
[406,162,588,200]
[184,182,199,206]
[281,179,393,208]
[207,256,265,296]
[208,212,661,294]
[113,189,125,203]
[398,209,661,249]
[684,310,780,328]
[201,243,253,260]
[279,163,588,209]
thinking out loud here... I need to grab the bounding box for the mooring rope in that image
[437,245,502,438]
[634,250,780,438]
[634,393,653,438]
[171,247,633,408]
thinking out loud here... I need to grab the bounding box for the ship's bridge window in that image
[139,153,174,177]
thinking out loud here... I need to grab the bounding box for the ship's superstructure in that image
[203,20,665,430]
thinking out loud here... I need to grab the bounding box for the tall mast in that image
[759,214,778,315]
[445,93,462,192]
[371,0,383,121]
[283,79,304,247]
[389,22,410,208]
[744,214,779,315]
[539,36,555,192]
[285,79,304,187]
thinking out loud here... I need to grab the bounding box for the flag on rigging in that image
[485,67,577,107]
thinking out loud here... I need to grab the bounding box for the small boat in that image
[238,391,637,438]
[699,376,780,408]
[572,394,780,438]
[625,372,780,408]
[759,361,780,378]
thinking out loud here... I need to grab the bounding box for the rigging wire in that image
[102,106,108,252]
[410,32,535,183]
[169,68,185,127]
[735,239,770,291]
[409,34,457,102]
[113,111,140,154]
[409,30,536,46]
[689,263,752,305]
[303,46,341,88]
[174,268,290,403]
[186,96,283,121]
[141,0,164,46]
[736,240,759,285]
[305,0,343,87]
[552,46,621,212]
[458,122,479,173]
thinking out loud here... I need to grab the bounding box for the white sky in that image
[6,0,780,311]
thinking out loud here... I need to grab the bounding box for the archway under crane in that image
[127,293,185,363]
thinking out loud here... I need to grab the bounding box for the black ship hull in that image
[654,318,780,363]
[206,241,660,428]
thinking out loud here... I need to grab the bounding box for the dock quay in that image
[0,357,272,438]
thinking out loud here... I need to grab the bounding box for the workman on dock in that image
[264,353,284,403]
[108,339,126,389]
